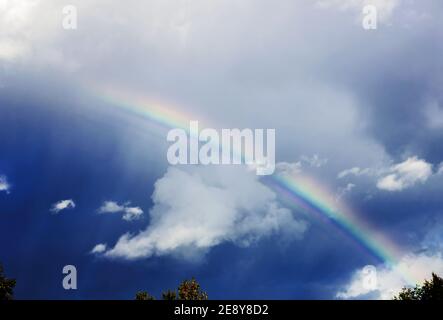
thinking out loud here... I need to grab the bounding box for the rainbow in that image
[89,83,417,286]
[266,174,401,265]
[91,84,211,135]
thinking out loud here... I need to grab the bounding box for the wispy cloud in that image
[275,155,327,177]
[300,154,328,168]
[50,199,75,214]
[338,167,373,179]
[338,157,435,192]
[275,161,302,176]
[336,183,356,201]
[0,175,11,194]
[91,243,107,254]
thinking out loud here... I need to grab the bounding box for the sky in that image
[1,0,443,299]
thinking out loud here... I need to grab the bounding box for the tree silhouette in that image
[135,291,155,300]
[178,278,208,300]
[135,277,207,300]
[0,263,16,301]
[394,273,443,300]
[162,289,177,300]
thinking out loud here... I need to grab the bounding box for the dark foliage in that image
[0,263,16,301]
[394,273,443,300]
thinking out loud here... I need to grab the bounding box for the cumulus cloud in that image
[98,201,143,221]
[337,252,443,300]
[122,207,143,221]
[0,175,10,193]
[102,166,307,260]
[91,243,107,254]
[50,199,75,214]
[98,201,123,213]
[376,157,433,191]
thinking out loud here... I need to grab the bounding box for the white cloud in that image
[0,0,427,179]
[338,156,437,192]
[0,175,10,193]
[301,154,328,168]
[98,201,143,221]
[50,199,75,214]
[0,0,40,61]
[91,243,107,254]
[98,201,124,213]
[338,167,372,179]
[336,183,356,200]
[122,206,144,221]
[275,155,327,176]
[376,157,433,191]
[275,161,302,176]
[102,166,307,260]
[337,252,443,300]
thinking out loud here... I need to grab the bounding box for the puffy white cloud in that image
[50,199,75,214]
[98,201,123,213]
[103,166,307,260]
[122,207,143,221]
[98,201,143,221]
[337,156,438,193]
[0,175,10,193]
[337,252,443,300]
[376,157,433,191]
[91,243,107,254]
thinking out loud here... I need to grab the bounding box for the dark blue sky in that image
[0,85,372,299]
